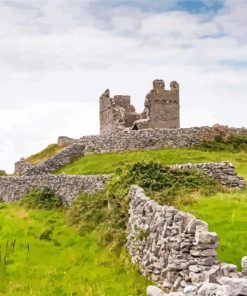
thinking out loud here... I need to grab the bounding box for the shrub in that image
[104,161,220,248]
[66,192,108,235]
[21,187,63,210]
[67,161,221,251]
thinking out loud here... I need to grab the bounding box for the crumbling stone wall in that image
[99,79,180,134]
[128,186,247,295]
[70,125,247,154]
[100,89,140,135]
[0,174,109,204]
[170,162,245,188]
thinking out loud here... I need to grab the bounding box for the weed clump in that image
[39,229,53,241]
[21,187,63,210]
[68,161,220,250]
[66,192,108,236]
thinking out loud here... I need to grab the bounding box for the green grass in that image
[55,148,247,270]
[55,148,247,180]
[180,190,247,269]
[0,203,150,295]
[26,144,66,165]
[55,147,247,270]
[3,146,247,291]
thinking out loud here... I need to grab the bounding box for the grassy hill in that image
[0,203,150,295]
[55,148,247,180]
[26,144,66,165]
[55,147,247,268]
[181,190,247,268]
[2,143,247,293]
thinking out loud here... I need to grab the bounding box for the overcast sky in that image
[0,0,246,172]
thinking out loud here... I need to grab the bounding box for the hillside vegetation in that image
[2,135,247,293]
[55,144,247,268]
[181,190,247,269]
[26,144,66,164]
[55,148,247,180]
[0,203,150,295]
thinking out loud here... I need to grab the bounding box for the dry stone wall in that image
[170,162,246,188]
[15,143,85,176]
[0,174,110,204]
[128,186,247,296]
[15,125,247,176]
[58,125,247,152]
[7,161,245,204]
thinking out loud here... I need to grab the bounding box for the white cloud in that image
[0,0,246,172]
[0,101,98,173]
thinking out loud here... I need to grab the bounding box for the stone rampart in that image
[15,125,247,176]
[15,143,85,176]
[78,126,247,153]
[0,174,109,204]
[58,125,247,152]
[128,186,247,295]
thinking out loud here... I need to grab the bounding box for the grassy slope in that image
[55,148,247,268]
[0,204,150,296]
[55,148,247,179]
[181,190,247,268]
[26,144,65,165]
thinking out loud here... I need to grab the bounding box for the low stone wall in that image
[0,174,110,204]
[15,125,247,176]
[15,143,85,176]
[63,125,247,153]
[7,161,244,206]
[128,186,247,295]
[170,162,246,188]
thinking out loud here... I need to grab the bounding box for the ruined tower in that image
[142,79,180,129]
[99,79,180,134]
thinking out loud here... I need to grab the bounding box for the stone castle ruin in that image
[100,79,180,134]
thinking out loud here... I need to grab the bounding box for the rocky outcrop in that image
[0,174,109,204]
[127,186,247,295]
